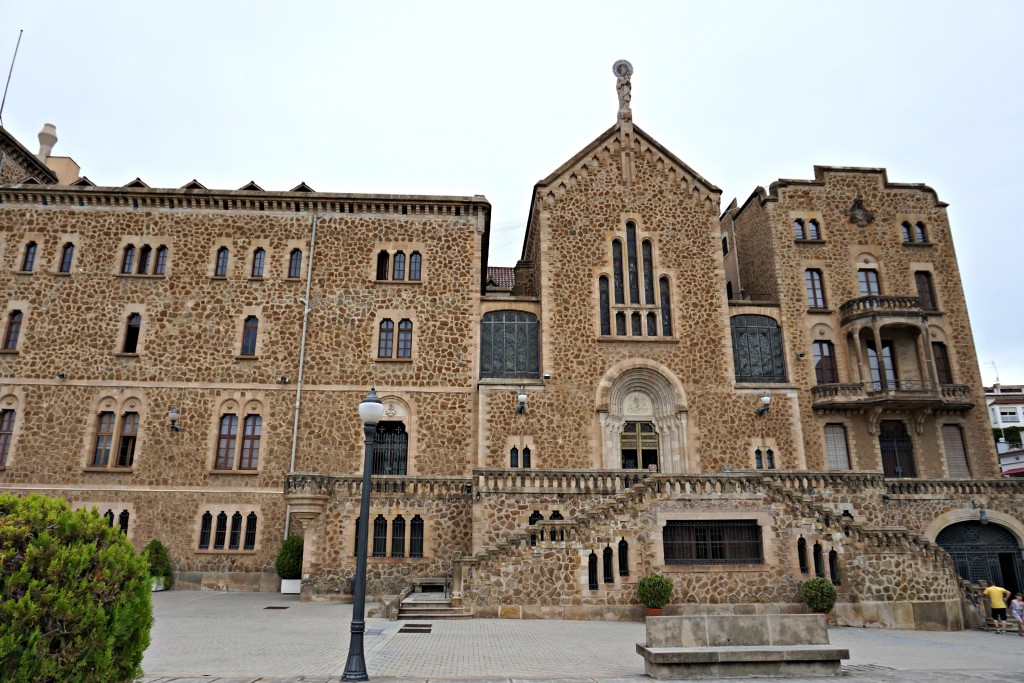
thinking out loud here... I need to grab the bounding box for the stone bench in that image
[636,614,849,678]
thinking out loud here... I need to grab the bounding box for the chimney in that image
[37,123,57,161]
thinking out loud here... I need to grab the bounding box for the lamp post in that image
[342,387,385,681]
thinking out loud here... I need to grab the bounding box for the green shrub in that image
[275,534,304,580]
[800,576,838,613]
[0,493,153,682]
[637,573,674,609]
[142,538,174,589]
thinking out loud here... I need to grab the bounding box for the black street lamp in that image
[342,387,385,681]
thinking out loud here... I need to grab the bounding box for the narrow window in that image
[123,314,141,353]
[901,221,913,242]
[118,510,129,534]
[618,538,629,576]
[805,269,827,308]
[215,247,229,277]
[92,412,116,467]
[392,251,406,280]
[599,276,611,335]
[915,271,937,311]
[612,239,624,304]
[858,269,880,296]
[240,414,261,470]
[409,252,422,281]
[522,446,531,468]
[104,510,115,526]
[59,243,74,273]
[866,340,897,391]
[216,415,239,469]
[615,312,626,336]
[121,245,135,274]
[813,542,824,578]
[353,517,361,556]
[370,421,408,475]
[626,222,639,304]
[766,448,775,469]
[942,424,971,478]
[154,246,168,275]
[251,248,265,278]
[932,342,953,385]
[288,249,302,279]
[824,424,851,470]
[0,409,14,465]
[603,546,614,583]
[372,515,387,557]
[642,240,655,305]
[199,512,213,549]
[376,250,389,280]
[378,319,394,358]
[755,448,763,470]
[659,277,672,336]
[21,242,37,272]
[813,341,838,385]
[229,512,243,550]
[397,319,413,358]
[793,219,806,240]
[722,236,729,256]
[807,220,821,240]
[726,281,733,300]
[214,512,228,550]
[3,311,23,350]
[588,551,599,590]
[631,312,642,336]
[646,312,657,337]
[244,512,258,550]
[828,548,841,585]
[240,316,259,356]
[137,245,152,275]
[409,515,425,558]
[391,515,406,557]
[116,412,139,467]
[797,537,809,573]
[510,446,519,468]
[915,222,927,242]
[879,420,917,478]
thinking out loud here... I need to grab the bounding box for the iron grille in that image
[879,420,917,478]
[730,315,786,383]
[663,520,763,566]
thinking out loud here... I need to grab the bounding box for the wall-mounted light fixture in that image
[517,390,528,415]
[168,408,182,433]
[476,491,481,501]
[754,393,771,416]
[971,500,989,525]
[881,494,891,504]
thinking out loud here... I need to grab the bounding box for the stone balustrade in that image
[475,468,650,494]
[885,478,1024,497]
[839,294,924,325]
[285,472,472,499]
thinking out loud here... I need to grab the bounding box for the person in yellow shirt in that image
[982,584,1011,633]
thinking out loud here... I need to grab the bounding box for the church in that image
[0,62,1020,629]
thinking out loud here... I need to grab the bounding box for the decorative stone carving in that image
[623,391,652,416]
[849,197,875,227]
[613,59,633,118]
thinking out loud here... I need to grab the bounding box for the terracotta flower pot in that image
[646,607,664,617]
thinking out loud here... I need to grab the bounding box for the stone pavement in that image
[141,592,1024,682]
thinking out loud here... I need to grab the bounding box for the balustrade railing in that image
[839,294,924,324]
[475,468,650,494]
[285,472,473,498]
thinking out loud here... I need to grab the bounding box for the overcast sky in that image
[4,1,1022,385]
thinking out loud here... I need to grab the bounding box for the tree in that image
[0,493,153,682]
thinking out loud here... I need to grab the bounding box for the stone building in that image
[1,63,1021,629]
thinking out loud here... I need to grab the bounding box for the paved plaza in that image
[141,592,1024,682]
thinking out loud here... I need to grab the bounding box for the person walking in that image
[1010,592,1024,637]
[982,583,1011,633]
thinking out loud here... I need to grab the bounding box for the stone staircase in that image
[397,591,471,620]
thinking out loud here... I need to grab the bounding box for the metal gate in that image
[936,522,1024,595]
[879,420,917,478]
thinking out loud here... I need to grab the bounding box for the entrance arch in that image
[936,521,1024,595]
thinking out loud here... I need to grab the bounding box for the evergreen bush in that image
[637,573,674,609]
[275,534,304,580]
[800,576,838,613]
[0,493,153,682]
[142,538,174,589]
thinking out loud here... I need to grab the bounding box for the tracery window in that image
[600,223,672,339]
[730,315,786,383]
[479,310,539,378]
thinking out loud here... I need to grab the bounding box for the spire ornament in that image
[613,59,633,121]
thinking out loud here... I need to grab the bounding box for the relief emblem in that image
[849,197,875,227]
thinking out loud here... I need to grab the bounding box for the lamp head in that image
[517,391,528,415]
[754,393,771,416]
[168,407,182,432]
[358,387,386,425]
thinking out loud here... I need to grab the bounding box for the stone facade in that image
[0,68,1021,630]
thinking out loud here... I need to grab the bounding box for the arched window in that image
[59,243,75,273]
[92,412,116,467]
[116,412,139,467]
[0,409,15,466]
[409,252,422,281]
[793,219,806,240]
[479,311,540,378]
[805,269,827,308]
[797,537,809,574]
[104,509,115,527]
[599,276,611,335]
[214,512,228,550]
[901,222,913,242]
[615,312,626,336]
[660,277,672,336]
[392,251,406,280]
[240,415,261,470]
[376,251,389,280]
[372,514,388,557]
[646,312,657,336]
[199,511,213,549]
[251,248,265,278]
[626,222,640,304]
[229,512,243,550]
[914,222,927,242]
[812,542,824,578]
[409,515,424,558]
[216,415,239,470]
[288,249,303,279]
[722,236,729,256]
[121,245,136,274]
[215,247,229,277]
[612,240,624,304]
[378,319,394,358]
[766,448,775,469]
[603,546,614,583]
[244,512,258,550]
[510,446,519,468]
[731,315,786,383]
[3,311,23,350]
[755,448,763,469]
[123,313,141,353]
[21,242,37,272]
[241,316,259,356]
[154,246,168,275]
[588,551,599,591]
[137,245,152,275]
[828,548,841,585]
[397,319,413,358]
[371,421,407,475]
[807,220,821,240]
[522,446,531,468]
[391,515,406,557]
[118,510,130,533]
[642,240,655,304]
[631,312,642,336]
[618,538,629,576]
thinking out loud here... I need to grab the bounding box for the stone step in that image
[397,607,470,620]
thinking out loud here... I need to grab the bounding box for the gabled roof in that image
[0,126,58,184]
[71,176,96,187]
[124,177,149,188]
[181,179,207,190]
[486,266,515,289]
[290,182,315,193]
[238,181,264,191]
[18,176,41,185]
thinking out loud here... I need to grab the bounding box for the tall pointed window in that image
[3,311,23,351]
[409,252,422,281]
[603,546,614,583]
[244,512,258,550]
[914,222,927,242]
[376,251,390,280]
[214,512,228,550]
[199,512,213,549]
[215,247,229,277]
[660,277,672,336]
[807,220,821,240]
[21,242,37,272]
[378,319,394,358]
[121,245,136,274]
[797,537,809,573]
[391,515,406,557]
[793,219,806,240]
[612,240,624,304]
[251,248,265,278]
[588,551,599,590]
[59,243,75,273]
[642,240,655,304]
[123,314,142,353]
[137,246,152,275]
[626,222,640,304]
[0,409,14,466]
[288,249,303,279]
[599,277,611,335]
[409,515,424,558]
[392,252,406,280]
[397,319,413,358]
[372,514,388,557]
[901,222,913,243]
[618,538,630,576]
[154,246,168,275]
[241,316,259,356]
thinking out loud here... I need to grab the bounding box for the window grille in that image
[813,542,824,578]
[879,420,916,478]
[118,510,130,534]
[603,546,614,583]
[371,422,408,475]
[199,512,212,549]
[588,552,598,590]
[372,514,387,557]
[828,549,841,585]
[797,537,809,573]
[214,512,228,550]
[618,538,630,576]
[104,509,115,527]
[663,520,764,565]
[479,311,540,378]
[229,512,242,550]
[731,315,786,383]
[391,515,406,557]
[244,512,257,550]
[409,515,424,558]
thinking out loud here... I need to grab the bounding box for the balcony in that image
[811,381,974,411]
[839,295,926,327]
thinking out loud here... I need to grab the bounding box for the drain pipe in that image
[284,213,319,538]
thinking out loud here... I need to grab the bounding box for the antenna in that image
[0,30,24,127]
[986,361,1000,384]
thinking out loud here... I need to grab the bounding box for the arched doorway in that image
[936,522,1023,595]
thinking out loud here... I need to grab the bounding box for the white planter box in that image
[151,576,166,592]
[280,578,301,594]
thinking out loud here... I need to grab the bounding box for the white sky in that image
[4,1,1023,385]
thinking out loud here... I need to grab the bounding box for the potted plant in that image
[637,573,673,616]
[275,534,304,594]
[142,539,174,592]
[800,576,837,623]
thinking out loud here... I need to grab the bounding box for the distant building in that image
[986,383,1024,445]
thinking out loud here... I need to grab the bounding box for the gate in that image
[936,521,1024,595]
